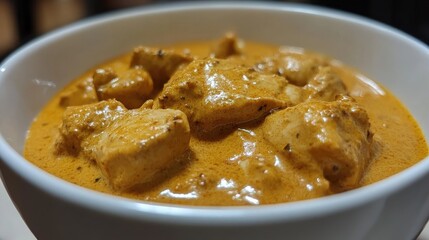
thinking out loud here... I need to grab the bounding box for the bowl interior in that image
[0,2,428,216]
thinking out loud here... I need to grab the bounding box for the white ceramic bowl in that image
[0,2,428,240]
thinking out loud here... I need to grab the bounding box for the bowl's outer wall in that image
[0,161,394,240]
[0,3,429,240]
[3,159,429,240]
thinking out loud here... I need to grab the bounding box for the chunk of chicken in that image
[130,47,193,89]
[262,95,373,191]
[56,99,191,190]
[303,66,348,101]
[211,32,242,59]
[92,67,154,109]
[56,99,126,155]
[59,77,98,107]
[157,58,297,133]
[89,108,190,190]
[254,51,329,86]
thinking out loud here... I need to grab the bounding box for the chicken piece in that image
[254,52,329,86]
[88,108,190,190]
[92,68,117,87]
[59,78,98,107]
[56,99,191,191]
[255,52,347,102]
[56,99,126,155]
[130,47,193,89]
[262,95,373,191]
[303,66,347,101]
[92,68,154,109]
[157,58,296,133]
[211,32,243,59]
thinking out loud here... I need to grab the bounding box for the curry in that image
[24,33,428,206]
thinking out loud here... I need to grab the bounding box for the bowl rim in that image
[0,1,428,225]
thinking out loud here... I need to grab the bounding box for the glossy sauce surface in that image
[24,40,428,205]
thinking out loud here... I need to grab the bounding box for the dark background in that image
[1,0,428,61]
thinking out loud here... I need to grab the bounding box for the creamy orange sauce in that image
[23,40,428,206]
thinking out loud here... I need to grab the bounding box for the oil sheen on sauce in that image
[23,41,428,206]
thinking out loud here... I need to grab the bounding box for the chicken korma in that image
[24,33,428,205]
